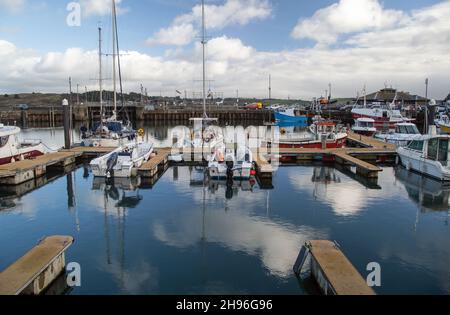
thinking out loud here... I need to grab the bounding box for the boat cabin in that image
[354,118,375,129]
[314,121,337,134]
[0,125,21,150]
[406,136,449,166]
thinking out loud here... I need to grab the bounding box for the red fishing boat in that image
[268,121,348,149]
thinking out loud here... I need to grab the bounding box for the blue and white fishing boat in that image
[275,108,308,123]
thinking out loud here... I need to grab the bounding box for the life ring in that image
[280,128,286,135]
[93,141,100,147]
[138,129,145,137]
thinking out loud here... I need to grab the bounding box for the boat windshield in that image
[427,138,449,166]
[397,125,419,134]
[408,140,424,152]
[0,136,9,148]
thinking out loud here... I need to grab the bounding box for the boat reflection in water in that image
[92,176,143,209]
[395,167,450,213]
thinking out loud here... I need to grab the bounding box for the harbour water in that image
[1,126,450,295]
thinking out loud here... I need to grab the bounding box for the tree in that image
[14,94,20,99]
[3,94,8,98]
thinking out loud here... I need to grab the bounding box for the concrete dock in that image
[0,236,74,295]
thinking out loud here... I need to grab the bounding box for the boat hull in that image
[437,124,450,134]
[352,129,376,137]
[398,148,450,181]
[268,135,347,149]
[208,164,253,180]
[0,150,45,165]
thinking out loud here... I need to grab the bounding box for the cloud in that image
[79,0,127,17]
[0,0,25,12]
[1,1,450,99]
[146,0,272,46]
[291,0,405,45]
[146,23,196,46]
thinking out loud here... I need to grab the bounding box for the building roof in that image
[365,88,426,102]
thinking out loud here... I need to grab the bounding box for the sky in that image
[0,0,448,99]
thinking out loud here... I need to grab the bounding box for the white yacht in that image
[375,123,422,147]
[90,141,154,178]
[397,134,450,181]
[0,124,54,165]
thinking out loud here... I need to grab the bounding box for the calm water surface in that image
[0,126,449,295]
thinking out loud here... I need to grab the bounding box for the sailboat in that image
[169,0,224,163]
[81,0,137,148]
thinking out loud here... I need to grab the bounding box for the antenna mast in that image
[201,0,207,118]
[112,0,117,118]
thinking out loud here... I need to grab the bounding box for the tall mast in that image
[112,0,117,117]
[98,27,103,120]
[363,85,367,108]
[201,0,207,118]
[268,74,271,101]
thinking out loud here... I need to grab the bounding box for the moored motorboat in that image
[90,141,154,178]
[208,146,254,180]
[0,124,55,165]
[352,118,377,137]
[397,133,450,181]
[375,123,422,147]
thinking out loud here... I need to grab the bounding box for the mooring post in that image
[63,99,71,149]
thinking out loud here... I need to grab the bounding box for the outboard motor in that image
[80,126,88,139]
[106,152,119,180]
[226,160,234,181]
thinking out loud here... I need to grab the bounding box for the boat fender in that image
[93,141,100,147]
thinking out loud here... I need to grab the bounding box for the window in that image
[398,125,407,134]
[408,140,424,152]
[0,136,9,148]
[438,139,449,164]
[427,138,439,160]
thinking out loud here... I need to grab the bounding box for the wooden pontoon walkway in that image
[0,236,74,295]
[307,240,375,295]
[137,148,171,178]
[0,147,115,185]
[347,131,396,150]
